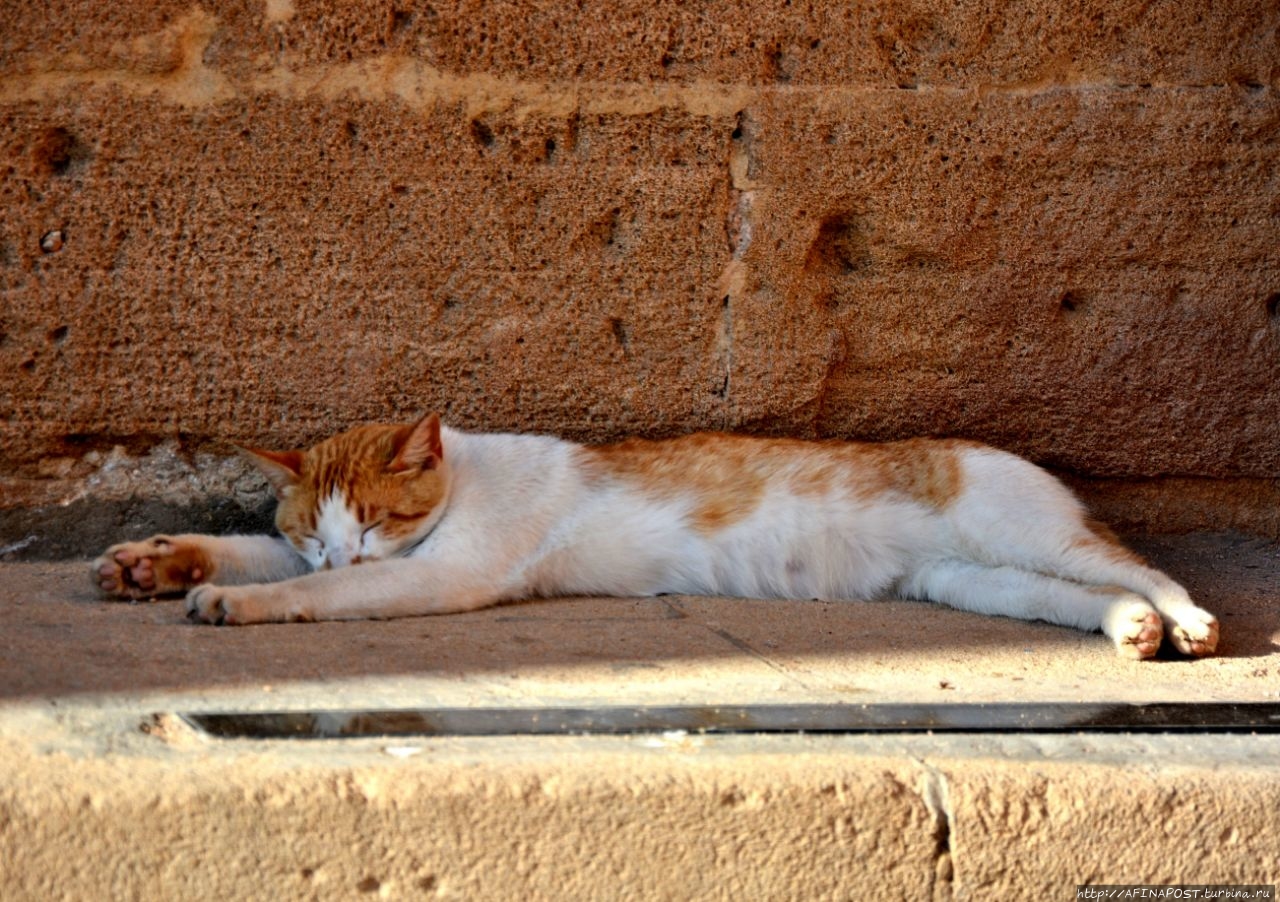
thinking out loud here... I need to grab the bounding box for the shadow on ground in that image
[0,533,1276,704]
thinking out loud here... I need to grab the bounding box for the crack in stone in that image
[713,110,761,427]
[702,625,814,692]
[2,1,1267,113]
[717,292,734,427]
[916,760,954,902]
[5,47,1264,112]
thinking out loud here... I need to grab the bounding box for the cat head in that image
[241,413,450,570]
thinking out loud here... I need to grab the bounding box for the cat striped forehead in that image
[304,425,415,497]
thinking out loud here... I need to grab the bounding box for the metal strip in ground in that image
[179,703,1280,739]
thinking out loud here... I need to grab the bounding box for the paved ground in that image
[2,533,1276,713]
[2,533,1278,899]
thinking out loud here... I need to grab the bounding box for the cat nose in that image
[324,548,361,568]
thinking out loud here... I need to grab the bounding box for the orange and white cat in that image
[93,414,1219,659]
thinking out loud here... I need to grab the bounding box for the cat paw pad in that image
[93,536,209,600]
[1166,609,1219,657]
[1106,600,1163,660]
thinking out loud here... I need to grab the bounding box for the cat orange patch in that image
[274,483,318,541]
[862,438,967,509]
[157,540,213,590]
[582,433,772,535]
[582,433,970,535]
[787,459,838,497]
[1075,516,1147,565]
[785,437,969,508]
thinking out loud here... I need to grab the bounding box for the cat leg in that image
[184,558,506,625]
[1007,525,1218,657]
[898,559,1165,660]
[94,534,308,601]
[948,452,1218,655]
[1067,534,1217,656]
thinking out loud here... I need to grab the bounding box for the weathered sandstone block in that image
[1,95,735,461]
[733,87,1280,477]
[6,1,1276,87]
[1,1,1277,548]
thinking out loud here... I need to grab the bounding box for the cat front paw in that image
[186,585,255,625]
[185,584,306,626]
[93,535,211,601]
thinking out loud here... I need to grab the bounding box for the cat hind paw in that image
[1103,598,1163,661]
[1165,608,1219,657]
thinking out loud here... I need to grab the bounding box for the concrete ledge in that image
[4,718,1279,899]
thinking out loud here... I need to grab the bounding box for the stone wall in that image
[2,1,1279,553]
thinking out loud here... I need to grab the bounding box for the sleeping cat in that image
[92,413,1219,659]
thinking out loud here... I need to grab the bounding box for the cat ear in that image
[238,447,305,497]
[389,412,443,473]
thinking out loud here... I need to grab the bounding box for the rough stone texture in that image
[4,728,1276,900]
[0,719,941,899]
[2,1,1279,547]
[947,759,1280,892]
[3,1,1277,87]
[738,87,1280,478]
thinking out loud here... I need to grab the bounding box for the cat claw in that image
[185,585,234,625]
[185,584,281,626]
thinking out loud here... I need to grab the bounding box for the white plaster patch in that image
[264,0,295,24]
[383,745,424,758]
